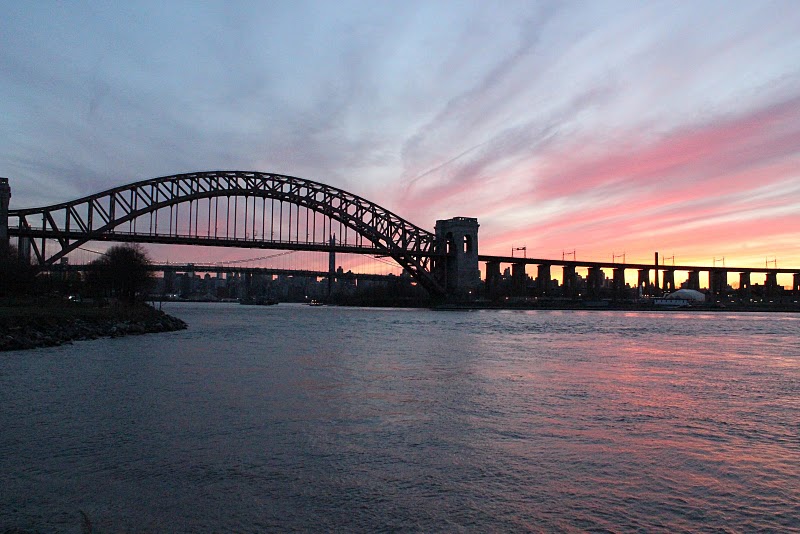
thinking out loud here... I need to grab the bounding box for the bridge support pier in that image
[765,272,779,298]
[587,267,604,300]
[739,272,751,299]
[637,269,651,296]
[662,269,675,293]
[536,264,551,296]
[793,273,800,295]
[435,217,480,299]
[512,263,527,296]
[17,232,31,265]
[243,273,253,299]
[562,265,577,299]
[328,235,336,298]
[709,269,727,295]
[485,261,501,299]
[686,271,700,291]
[0,178,9,253]
[613,267,626,300]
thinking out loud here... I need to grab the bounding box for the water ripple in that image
[1,304,798,532]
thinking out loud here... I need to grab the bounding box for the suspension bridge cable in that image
[372,255,399,267]
[78,246,107,256]
[152,250,299,266]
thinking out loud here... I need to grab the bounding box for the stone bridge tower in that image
[0,178,10,252]
[435,217,480,298]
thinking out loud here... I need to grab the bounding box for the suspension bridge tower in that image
[435,217,480,298]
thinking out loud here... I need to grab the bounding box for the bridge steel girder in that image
[8,171,445,295]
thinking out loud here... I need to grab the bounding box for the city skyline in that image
[2,1,799,272]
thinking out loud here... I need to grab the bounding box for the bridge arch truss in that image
[8,171,444,295]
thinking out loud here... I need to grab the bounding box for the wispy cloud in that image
[1,1,799,267]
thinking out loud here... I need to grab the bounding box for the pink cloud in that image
[465,93,800,268]
[531,93,800,197]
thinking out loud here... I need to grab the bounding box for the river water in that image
[1,303,798,532]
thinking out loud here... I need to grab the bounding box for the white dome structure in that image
[665,289,706,301]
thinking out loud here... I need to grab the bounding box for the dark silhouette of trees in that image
[86,244,155,304]
[0,245,35,297]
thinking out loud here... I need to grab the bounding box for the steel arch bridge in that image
[7,171,446,295]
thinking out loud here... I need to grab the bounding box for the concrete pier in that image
[536,264,551,296]
[709,269,727,295]
[739,271,751,297]
[485,261,501,297]
[613,267,626,300]
[435,217,480,297]
[662,269,675,292]
[637,269,651,295]
[686,271,700,290]
[765,272,779,298]
[512,263,527,295]
[587,267,604,300]
[562,265,577,299]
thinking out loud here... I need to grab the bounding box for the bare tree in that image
[86,244,155,304]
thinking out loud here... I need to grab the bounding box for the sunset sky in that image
[2,1,799,276]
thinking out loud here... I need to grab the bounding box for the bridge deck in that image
[478,255,800,274]
[9,228,441,257]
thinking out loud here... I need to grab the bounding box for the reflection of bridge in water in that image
[2,173,799,299]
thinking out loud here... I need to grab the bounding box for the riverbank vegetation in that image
[0,244,187,351]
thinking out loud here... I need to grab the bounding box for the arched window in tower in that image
[446,232,454,255]
[463,234,473,254]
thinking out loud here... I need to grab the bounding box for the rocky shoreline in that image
[0,304,187,351]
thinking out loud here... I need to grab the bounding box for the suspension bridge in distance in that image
[50,261,402,283]
[2,172,799,300]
